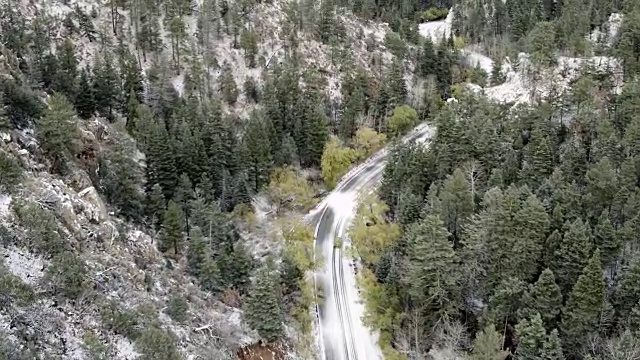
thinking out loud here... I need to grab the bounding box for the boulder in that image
[78,187,108,223]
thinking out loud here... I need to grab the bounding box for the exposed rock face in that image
[78,186,108,224]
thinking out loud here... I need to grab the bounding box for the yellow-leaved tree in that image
[279,217,322,349]
[387,105,418,137]
[267,166,316,214]
[321,136,355,190]
[348,193,401,266]
[280,218,320,272]
[352,126,387,162]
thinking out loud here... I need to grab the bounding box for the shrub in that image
[166,294,189,323]
[420,7,449,22]
[136,326,182,360]
[0,151,23,193]
[82,331,112,360]
[383,32,407,59]
[466,66,488,87]
[0,263,35,308]
[100,301,142,340]
[13,201,68,256]
[44,252,91,300]
[243,78,259,103]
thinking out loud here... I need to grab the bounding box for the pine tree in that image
[614,258,640,320]
[438,168,474,246]
[225,242,253,292]
[93,52,120,120]
[120,49,144,104]
[418,37,437,77]
[594,210,620,267]
[512,194,549,282]
[186,226,207,276]
[220,62,238,105]
[199,256,224,293]
[75,68,95,119]
[487,277,527,325]
[560,249,605,358]
[54,39,79,101]
[317,0,335,43]
[471,324,510,360]
[491,57,506,85]
[239,28,259,68]
[159,201,185,255]
[36,93,81,174]
[385,58,407,112]
[147,183,166,230]
[244,262,285,342]
[173,173,194,235]
[542,329,565,360]
[97,133,145,222]
[404,214,460,321]
[519,269,563,330]
[551,218,592,293]
[299,98,329,167]
[515,313,547,360]
[242,114,273,191]
[146,123,179,201]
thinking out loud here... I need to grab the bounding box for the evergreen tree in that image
[594,210,620,267]
[551,218,592,293]
[186,226,207,276]
[542,329,565,360]
[199,256,224,293]
[54,39,79,101]
[244,262,285,342]
[173,173,194,235]
[560,249,605,358]
[519,269,563,330]
[147,183,167,230]
[515,313,547,360]
[75,68,95,119]
[93,52,120,120]
[242,114,273,191]
[418,37,437,77]
[614,258,640,320]
[471,324,510,360]
[512,194,549,282]
[36,93,81,174]
[220,62,238,105]
[146,123,179,200]
[438,168,474,245]
[159,201,185,255]
[404,214,461,321]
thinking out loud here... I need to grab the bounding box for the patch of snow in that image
[417,11,453,42]
[588,13,623,46]
[3,247,46,285]
[251,195,272,221]
[0,194,11,218]
[462,49,494,75]
[484,53,623,105]
[172,75,185,97]
[115,336,139,360]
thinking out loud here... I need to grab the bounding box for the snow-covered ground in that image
[419,10,624,105]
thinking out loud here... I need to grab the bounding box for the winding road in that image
[309,124,433,360]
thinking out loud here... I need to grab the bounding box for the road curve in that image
[310,124,433,360]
